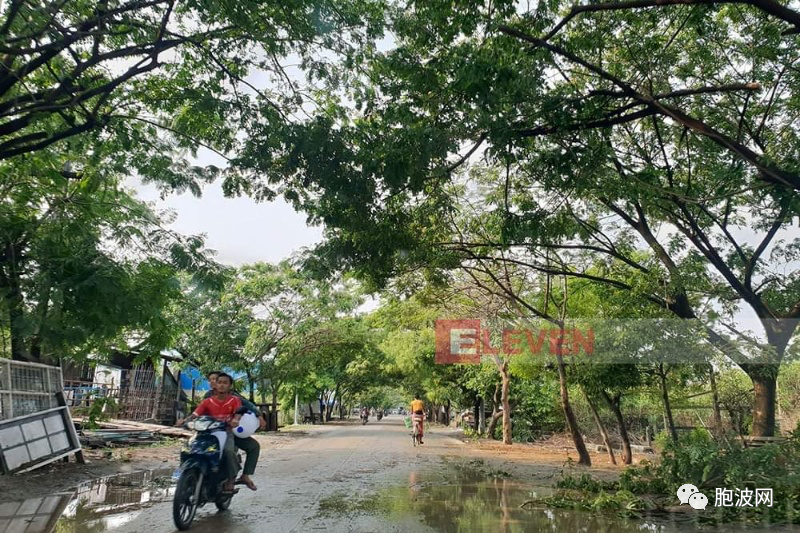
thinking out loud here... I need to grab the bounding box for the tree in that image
[283,317,386,421]
[368,293,473,425]
[0,140,220,363]
[258,1,800,436]
[0,0,384,183]
[171,259,367,414]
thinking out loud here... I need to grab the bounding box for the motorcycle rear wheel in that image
[173,467,201,530]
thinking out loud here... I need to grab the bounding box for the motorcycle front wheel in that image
[173,467,201,530]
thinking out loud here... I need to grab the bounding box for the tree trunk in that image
[270,384,279,424]
[445,399,451,427]
[1,265,31,362]
[28,276,52,364]
[708,364,722,434]
[657,364,678,442]
[556,354,591,466]
[328,386,338,422]
[318,392,326,425]
[486,411,503,439]
[745,322,793,437]
[583,387,616,465]
[259,380,267,404]
[602,390,632,465]
[473,397,481,432]
[486,384,501,438]
[245,371,256,402]
[338,392,346,420]
[749,368,778,437]
[478,397,486,434]
[500,361,512,445]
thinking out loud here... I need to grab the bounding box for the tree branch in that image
[541,0,800,42]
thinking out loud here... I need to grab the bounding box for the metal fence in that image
[62,380,121,410]
[0,359,83,473]
[0,360,63,421]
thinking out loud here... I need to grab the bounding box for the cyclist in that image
[410,394,425,444]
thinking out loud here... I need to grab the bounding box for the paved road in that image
[18,417,788,532]
[108,416,457,532]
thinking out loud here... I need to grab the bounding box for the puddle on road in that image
[0,468,174,533]
[318,463,800,533]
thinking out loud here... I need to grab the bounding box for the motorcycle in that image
[361,411,369,425]
[376,410,383,421]
[172,416,241,530]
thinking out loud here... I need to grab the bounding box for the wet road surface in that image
[5,416,800,532]
[71,416,463,532]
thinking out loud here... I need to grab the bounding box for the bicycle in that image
[411,415,423,446]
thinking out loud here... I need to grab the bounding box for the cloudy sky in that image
[128,174,323,267]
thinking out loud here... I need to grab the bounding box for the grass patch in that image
[317,491,383,517]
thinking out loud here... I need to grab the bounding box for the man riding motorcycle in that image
[410,394,425,444]
[178,373,245,494]
[202,371,264,491]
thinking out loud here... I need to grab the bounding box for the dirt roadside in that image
[0,429,314,501]
[442,431,647,484]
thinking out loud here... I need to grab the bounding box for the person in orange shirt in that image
[410,394,425,444]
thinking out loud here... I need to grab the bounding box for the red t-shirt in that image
[193,394,243,421]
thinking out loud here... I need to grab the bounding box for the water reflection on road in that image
[372,466,799,533]
[0,469,173,533]
[376,466,664,533]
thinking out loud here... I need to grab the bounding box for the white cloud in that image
[127,176,323,267]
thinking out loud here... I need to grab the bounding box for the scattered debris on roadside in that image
[72,416,191,448]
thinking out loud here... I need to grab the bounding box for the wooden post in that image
[175,370,182,401]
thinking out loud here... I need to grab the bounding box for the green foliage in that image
[171,260,375,412]
[535,488,649,519]
[0,0,385,181]
[619,431,800,523]
[778,362,800,428]
[0,143,221,363]
[261,0,800,443]
[556,473,615,493]
[508,377,563,440]
[717,369,753,435]
[551,430,800,524]
[76,396,118,431]
[620,429,716,494]
[652,430,672,454]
